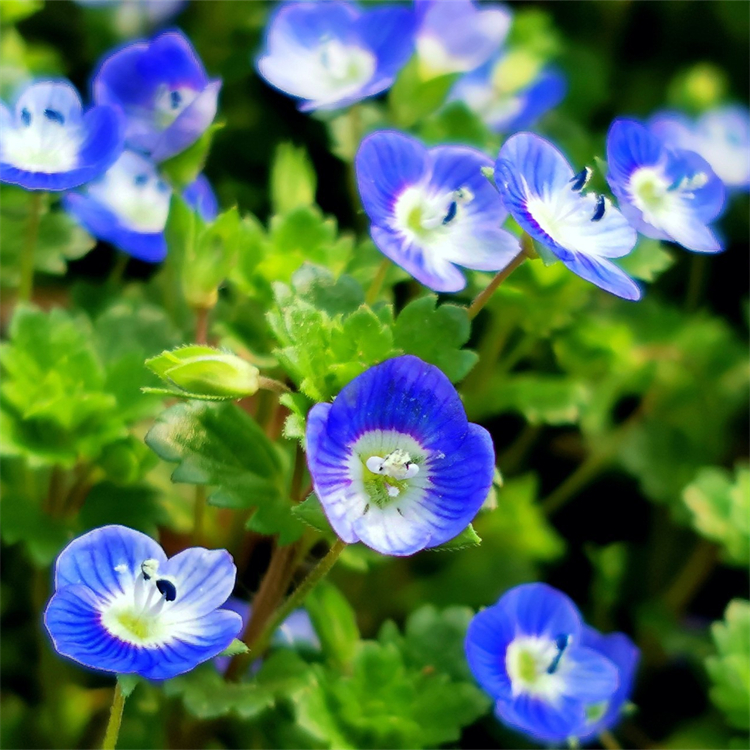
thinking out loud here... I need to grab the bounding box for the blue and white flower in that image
[93,30,221,162]
[495,132,641,300]
[606,118,725,254]
[465,583,621,745]
[449,53,566,133]
[356,130,520,293]
[63,150,217,262]
[306,355,495,557]
[0,79,123,191]
[257,1,415,112]
[44,525,243,681]
[415,0,511,77]
[649,106,750,191]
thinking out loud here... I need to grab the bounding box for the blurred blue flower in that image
[44,525,243,681]
[93,30,221,162]
[449,53,566,133]
[63,150,217,262]
[257,1,415,112]
[356,130,519,292]
[465,583,624,745]
[74,0,186,37]
[306,355,495,556]
[495,132,640,300]
[649,105,750,192]
[0,79,123,191]
[213,597,320,674]
[606,118,725,254]
[415,0,510,77]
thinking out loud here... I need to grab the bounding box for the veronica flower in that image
[649,106,750,191]
[63,150,216,262]
[606,118,726,254]
[257,1,415,112]
[306,355,495,556]
[44,525,243,681]
[415,0,511,77]
[465,583,622,744]
[495,132,640,300]
[356,130,520,293]
[93,30,221,162]
[449,53,566,133]
[0,79,123,191]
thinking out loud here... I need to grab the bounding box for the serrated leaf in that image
[394,295,478,383]
[280,392,313,444]
[218,639,250,658]
[291,493,332,534]
[428,524,481,552]
[116,674,140,699]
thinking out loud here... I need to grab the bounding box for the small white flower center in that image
[366,449,420,481]
[393,185,473,241]
[153,85,199,129]
[628,165,705,226]
[505,634,570,699]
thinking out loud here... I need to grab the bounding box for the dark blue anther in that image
[170,90,182,110]
[570,167,591,192]
[156,181,170,193]
[44,108,65,125]
[20,107,31,126]
[442,201,458,225]
[156,579,177,602]
[547,634,570,674]
[591,195,606,222]
[134,174,148,186]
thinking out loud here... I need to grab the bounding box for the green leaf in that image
[160,122,223,189]
[280,392,313,444]
[429,524,481,552]
[145,401,285,510]
[284,263,364,317]
[0,0,44,24]
[419,101,492,150]
[291,493,332,535]
[217,639,249,658]
[389,56,459,128]
[393,295,477,383]
[246,499,305,546]
[116,674,140,699]
[305,582,360,668]
[706,599,750,730]
[270,142,317,214]
[619,238,675,281]
[683,466,750,566]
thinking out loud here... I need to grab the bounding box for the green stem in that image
[102,682,126,750]
[365,258,390,305]
[108,252,129,287]
[192,485,207,545]
[541,452,611,515]
[684,253,708,312]
[18,191,43,303]
[599,730,622,750]
[663,537,719,616]
[257,376,292,395]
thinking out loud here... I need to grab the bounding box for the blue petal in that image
[558,252,641,301]
[356,130,429,227]
[497,693,588,744]
[265,1,360,52]
[63,192,167,262]
[76,104,125,177]
[668,148,725,223]
[183,173,218,221]
[55,524,166,597]
[562,645,620,703]
[160,547,237,620]
[606,118,663,188]
[13,79,84,125]
[503,69,567,132]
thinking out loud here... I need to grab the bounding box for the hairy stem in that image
[102,682,126,750]
[18,191,43,303]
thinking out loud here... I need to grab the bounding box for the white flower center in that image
[393,185,473,242]
[366,449,420,481]
[505,634,570,699]
[153,85,199,129]
[629,165,706,226]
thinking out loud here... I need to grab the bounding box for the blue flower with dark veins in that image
[44,525,243,681]
[306,355,495,556]
[63,150,218,262]
[649,106,750,192]
[93,30,221,162]
[257,1,415,112]
[495,132,641,300]
[606,118,726,254]
[465,583,623,745]
[356,130,520,293]
[0,79,123,191]
[415,0,511,77]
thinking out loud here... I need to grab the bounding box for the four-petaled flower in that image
[465,583,638,745]
[415,0,511,78]
[63,150,217,262]
[649,106,750,192]
[495,132,641,300]
[606,118,725,254]
[257,1,415,112]
[0,79,123,191]
[356,130,520,292]
[306,355,495,556]
[44,525,243,681]
[93,30,221,162]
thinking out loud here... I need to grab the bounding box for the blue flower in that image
[257,1,415,112]
[63,150,217,262]
[44,525,243,681]
[415,0,511,77]
[0,79,123,191]
[306,355,495,557]
[449,54,566,133]
[606,118,725,254]
[649,106,750,192]
[93,30,221,162]
[495,132,641,300]
[356,130,520,292]
[465,583,622,745]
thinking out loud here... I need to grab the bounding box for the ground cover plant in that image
[1,1,748,749]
